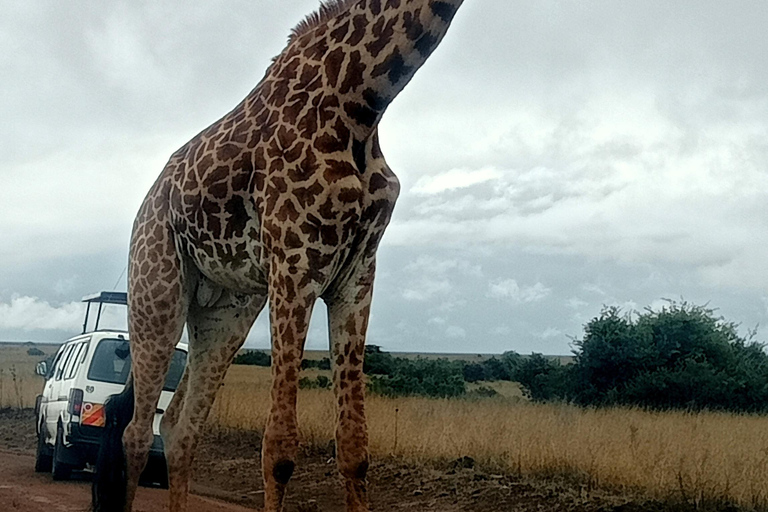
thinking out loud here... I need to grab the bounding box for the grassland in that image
[3,344,768,510]
[213,365,768,510]
[0,343,52,409]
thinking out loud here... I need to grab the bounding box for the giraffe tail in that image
[91,377,134,512]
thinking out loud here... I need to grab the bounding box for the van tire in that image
[34,425,53,473]
[52,423,74,480]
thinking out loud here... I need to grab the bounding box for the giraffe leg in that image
[262,265,318,512]
[121,270,188,511]
[327,260,375,512]
[162,287,265,512]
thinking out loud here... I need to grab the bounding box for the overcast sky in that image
[2,1,768,355]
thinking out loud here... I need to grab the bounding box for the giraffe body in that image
[92,1,464,511]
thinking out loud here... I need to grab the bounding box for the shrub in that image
[516,301,768,413]
[27,347,45,357]
[233,350,271,367]
[299,375,332,390]
[365,350,466,398]
[301,357,331,370]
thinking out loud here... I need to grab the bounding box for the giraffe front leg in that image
[327,262,376,512]
[262,266,318,512]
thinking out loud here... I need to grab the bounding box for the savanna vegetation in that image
[3,301,768,509]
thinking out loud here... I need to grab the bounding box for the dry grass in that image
[212,365,768,510]
[0,344,51,409]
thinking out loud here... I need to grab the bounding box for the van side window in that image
[55,344,75,381]
[47,346,67,380]
[64,341,87,380]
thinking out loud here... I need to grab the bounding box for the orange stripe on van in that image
[81,402,105,427]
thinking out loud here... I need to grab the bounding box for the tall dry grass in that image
[212,365,768,510]
[0,345,48,409]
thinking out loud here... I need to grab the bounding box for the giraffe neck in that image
[289,0,465,139]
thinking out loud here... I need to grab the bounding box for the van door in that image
[46,343,76,435]
[41,344,67,439]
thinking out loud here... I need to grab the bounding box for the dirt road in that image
[0,450,255,512]
[0,409,671,512]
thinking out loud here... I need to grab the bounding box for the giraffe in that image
[91,1,465,511]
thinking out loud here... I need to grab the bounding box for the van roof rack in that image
[81,291,127,334]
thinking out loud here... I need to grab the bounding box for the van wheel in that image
[34,425,52,473]
[52,423,73,480]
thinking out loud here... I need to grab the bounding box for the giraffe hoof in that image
[272,459,295,485]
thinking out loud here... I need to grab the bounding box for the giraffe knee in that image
[272,459,295,485]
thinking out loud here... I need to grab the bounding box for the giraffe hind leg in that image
[162,287,266,512]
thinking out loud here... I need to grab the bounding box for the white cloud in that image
[402,279,452,302]
[445,326,466,339]
[538,327,562,340]
[488,279,551,303]
[411,167,502,195]
[0,296,125,333]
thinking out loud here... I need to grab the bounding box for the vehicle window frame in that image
[55,344,75,381]
[47,346,67,380]
[64,340,88,380]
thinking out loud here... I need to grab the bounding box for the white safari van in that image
[34,292,187,484]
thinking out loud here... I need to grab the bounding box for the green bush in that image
[301,357,331,370]
[232,350,271,367]
[364,347,466,398]
[299,375,332,390]
[517,301,768,413]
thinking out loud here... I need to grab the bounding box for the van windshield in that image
[87,338,187,392]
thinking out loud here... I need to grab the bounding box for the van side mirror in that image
[35,361,48,377]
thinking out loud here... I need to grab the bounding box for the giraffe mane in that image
[290,0,360,41]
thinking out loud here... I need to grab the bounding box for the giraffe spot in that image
[338,187,362,204]
[385,0,400,8]
[196,154,214,179]
[209,182,229,200]
[318,95,340,125]
[224,195,249,238]
[372,47,412,85]
[368,172,388,193]
[340,50,367,94]
[297,109,319,139]
[283,228,302,249]
[366,17,396,58]
[344,101,378,128]
[430,1,459,22]
[284,141,305,163]
[362,88,387,111]
[324,160,357,183]
[330,20,350,43]
[415,31,439,57]
[403,10,424,41]
[320,224,339,246]
[352,138,367,174]
[217,143,240,161]
[346,14,367,46]
[294,181,325,208]
[325,47,345,88]
[276,198,300,223]
[314,132,347,154]
[304,38,329,60]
